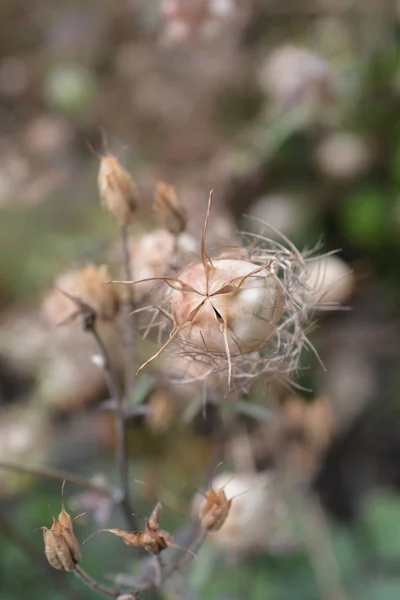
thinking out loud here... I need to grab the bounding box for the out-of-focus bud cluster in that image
[315,132,372,181]
[42,265,119,327]
[0,406,49,495]
[280,396,334,478]
[129,229,197,301]
[258,44,332,111]
[160,0,236,46]
[303,254,355,308]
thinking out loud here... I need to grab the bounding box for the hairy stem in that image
[0,461,111,495]
[91,326,136,529]
[74,565,119,598]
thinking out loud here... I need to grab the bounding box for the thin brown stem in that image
[166,528,207,575]
[153,554,164,588]
[120,223,136,399]
[74,565,119,598]
[0,461,112,495]
[91,326,136,530]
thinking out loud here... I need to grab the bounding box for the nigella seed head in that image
[110,192,330,392]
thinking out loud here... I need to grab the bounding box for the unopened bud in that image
[98,153,137,226]
[154,181,187,235]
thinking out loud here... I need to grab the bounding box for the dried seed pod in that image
[42,526,76,571]
[200,487,232,532]
[85,501,174,556]
[40,481,82,570]
[154,181,187,235]
[52,481,82,564]
[42,527,64,571]
[170,258,283,356]
[111,191,330,391]
[98,152,137,226]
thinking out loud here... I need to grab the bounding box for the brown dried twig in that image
[0,461,112,495]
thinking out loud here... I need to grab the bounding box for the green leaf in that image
[130,376,155,405]
[235,399,271,421]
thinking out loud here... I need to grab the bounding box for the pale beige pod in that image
[170,259,283,356]
[304,255,355,307]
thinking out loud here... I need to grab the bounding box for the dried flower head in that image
[111,191,324,392]
[43,265,119,327]
[200,485,232,532]
[154,181,187,235]
[40,481,83,571]
[98,150,137,226]
[85,501,173,556]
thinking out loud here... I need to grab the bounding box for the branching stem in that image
[91,325,136,529]
[74,565,119,598]
[0,461,111,495]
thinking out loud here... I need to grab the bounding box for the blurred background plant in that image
[1,0,400,599]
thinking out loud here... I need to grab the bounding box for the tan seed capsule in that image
[51,529,76,572]
[98,153,137,226]
[200,488,232,532]
[42,527,64,571]
[40,481,83,570]
[154,181,187,235]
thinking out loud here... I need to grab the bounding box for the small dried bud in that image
[154,181,187,235]
[98,153,137,226]
[43,265,119,327]
[200,487,232,532]
[146,391,174,433]
[258,44,332,108]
